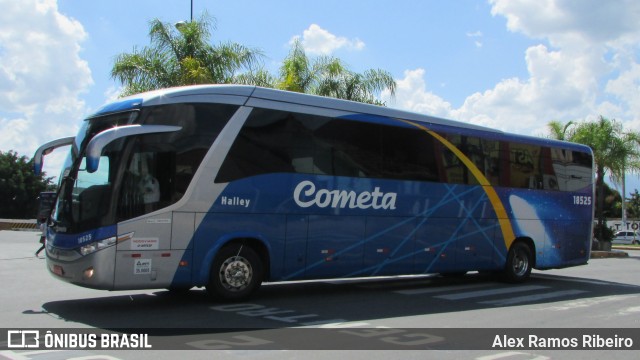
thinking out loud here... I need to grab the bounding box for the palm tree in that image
[547,120,575,141]
[234,68,277,88]
[316,66,396,106]
[243,39,396,105]
[549,117,640,241]
[276,39,321,94]
[111,13,263,96]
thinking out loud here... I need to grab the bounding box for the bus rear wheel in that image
[207,243,263,301]
[504,242,533,283]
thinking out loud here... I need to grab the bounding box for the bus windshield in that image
[50,102,239,234]
[52,111,138,234]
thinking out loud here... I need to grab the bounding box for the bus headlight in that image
[83,267,95,279]
[79,236,117,256]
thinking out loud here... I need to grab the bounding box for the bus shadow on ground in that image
[39,271,640,335]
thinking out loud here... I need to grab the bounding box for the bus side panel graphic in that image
[184,173,590,285]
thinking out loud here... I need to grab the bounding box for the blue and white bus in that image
[34,85,594,300]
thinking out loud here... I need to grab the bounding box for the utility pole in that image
[622,167,627,226]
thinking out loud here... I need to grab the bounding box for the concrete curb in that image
[590,250,630,258]
[0,219,38,231]
[612,245,640,251]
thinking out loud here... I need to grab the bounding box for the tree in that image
[239,39,396,105]
[626,189,640,219]
[601,183,622,219]
[547,120,575,141]
[0,150,54,219]
[276,39,319,93]
[111,13,263,96]
[548,116,640,241]
[112,15,395,105]
[316,66,397,106]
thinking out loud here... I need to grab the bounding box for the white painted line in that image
[394,282,492,295]
[434,285,548,300]
[532,274,631,287]
[479,289,587,306]
[618,305,640,316]
[537,294,638,311]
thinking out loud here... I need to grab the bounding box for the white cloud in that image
[455,45,597,133]
[484,0,640,133]
[381,69,453,119]
[291,24,365,55]
[103,86,124,105]
[466,31,483,48]
[381,0,640,139]
[385,0,640,143]
[605,63,640,122]
[0,117,31,154]
[0,0,91,175]
[489,0,640,49]
[388,44,602,136]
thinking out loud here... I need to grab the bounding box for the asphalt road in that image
[1,230,639,360]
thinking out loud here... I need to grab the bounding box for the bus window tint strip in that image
[216,108,592,192]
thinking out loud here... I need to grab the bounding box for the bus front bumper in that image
[46,245,116,290]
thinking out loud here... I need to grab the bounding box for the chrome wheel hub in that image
[220,256,252,291]
[512,252,528,276]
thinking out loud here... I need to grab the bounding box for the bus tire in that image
[207,243,263,301]
[504,242,533,283]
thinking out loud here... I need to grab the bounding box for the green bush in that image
[593,222,614,242]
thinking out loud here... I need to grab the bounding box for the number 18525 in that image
[573,196,592,206]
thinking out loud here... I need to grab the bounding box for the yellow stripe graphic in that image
[399,119,515,249]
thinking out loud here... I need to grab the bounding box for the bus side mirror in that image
[33,137,75,175]
[85,125,181,173]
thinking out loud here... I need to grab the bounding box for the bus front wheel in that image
[504,242,533,283]
[207,243,263,301]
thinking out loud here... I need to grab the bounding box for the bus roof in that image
[91,85,591,153]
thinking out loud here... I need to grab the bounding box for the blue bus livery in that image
[34,85,594,300]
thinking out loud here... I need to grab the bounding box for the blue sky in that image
[2,0,640,193]
[56,0,537,108]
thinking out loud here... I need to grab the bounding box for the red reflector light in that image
[131,254,141,258]
[52,265,64,276]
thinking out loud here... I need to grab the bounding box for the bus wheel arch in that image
[504,238,535,283]
[206,238,269,301]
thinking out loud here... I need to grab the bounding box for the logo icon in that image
[7,330,39,348]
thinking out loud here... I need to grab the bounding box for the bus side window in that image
[216,109,317,182]
[312,119,382,178]
[380,124,439,182]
